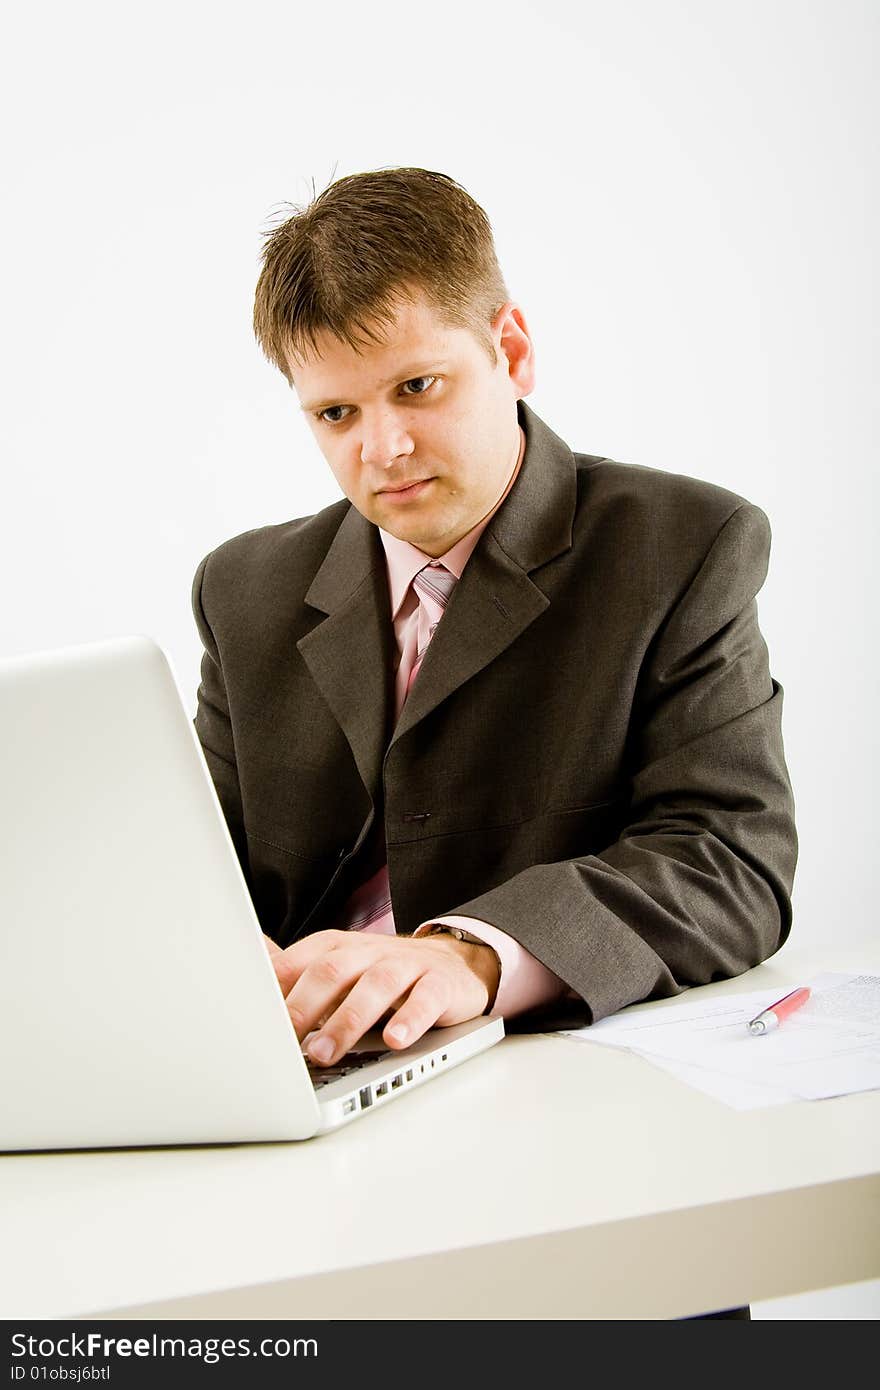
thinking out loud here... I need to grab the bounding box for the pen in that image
[747,986,811,1035]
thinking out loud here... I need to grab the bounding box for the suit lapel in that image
[297,401,577,788]
[296,513,395,804]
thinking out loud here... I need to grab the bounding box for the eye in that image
[400,376,437,397]
[314,376,437,425]
[316,404,352,425]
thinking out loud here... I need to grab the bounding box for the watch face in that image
[430,925,482,945]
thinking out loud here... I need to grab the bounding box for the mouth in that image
[378,478,435,498]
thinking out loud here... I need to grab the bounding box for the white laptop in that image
[0,635,504,1150]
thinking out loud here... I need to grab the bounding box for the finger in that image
[268,929,349,996]
[380,972,451,1052]
[284,947,367,1043]
[304,956,427,1065]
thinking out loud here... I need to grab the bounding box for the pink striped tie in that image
[406,562,458,694]
[335,561,457,936]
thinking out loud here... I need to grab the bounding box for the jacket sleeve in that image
[449,502,799,1030]
[191,551,251,887]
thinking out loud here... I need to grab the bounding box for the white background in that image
[1,1,876,1317]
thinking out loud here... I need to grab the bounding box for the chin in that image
[394,525,440,550]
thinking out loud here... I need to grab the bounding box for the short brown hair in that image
[252,167,510,384]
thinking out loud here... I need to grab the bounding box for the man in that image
[192,166,797,1078]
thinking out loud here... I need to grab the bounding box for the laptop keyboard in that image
[306,1049,392,1089]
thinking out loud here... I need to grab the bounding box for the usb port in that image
[342,1097,357,1115]
[359,1087,372,1109]
[376,1081,388,1097]
[391,1074,403,1089]
[405,1069,413,1082]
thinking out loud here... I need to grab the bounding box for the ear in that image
[493,302,536,397]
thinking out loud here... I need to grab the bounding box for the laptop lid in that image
[0,635,324,1149]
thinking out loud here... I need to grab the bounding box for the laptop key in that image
[306,1049,392,1088]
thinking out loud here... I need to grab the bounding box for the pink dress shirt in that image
[333,425,569,1020]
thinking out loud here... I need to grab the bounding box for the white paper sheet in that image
[560,973,880,1107]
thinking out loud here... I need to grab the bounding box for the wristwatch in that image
[424,924,489,946]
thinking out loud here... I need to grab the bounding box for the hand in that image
[261,929,501,1065]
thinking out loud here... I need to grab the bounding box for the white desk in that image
[3,942,878,1321]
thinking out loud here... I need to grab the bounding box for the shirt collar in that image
[379,424,526,620]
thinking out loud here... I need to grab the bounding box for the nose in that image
[359,409,414,468]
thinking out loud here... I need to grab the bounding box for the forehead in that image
[288,293,477,405]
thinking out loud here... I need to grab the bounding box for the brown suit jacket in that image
[192,400,797,1030]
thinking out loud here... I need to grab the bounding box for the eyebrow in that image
[299,362,449,413]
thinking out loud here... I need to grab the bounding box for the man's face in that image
[287,288,535,557]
